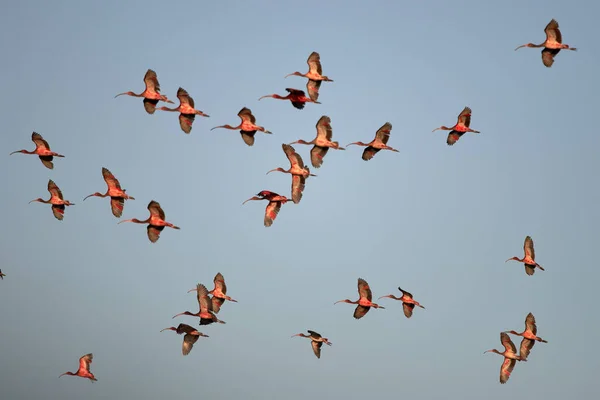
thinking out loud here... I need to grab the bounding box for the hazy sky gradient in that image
[1,1,598,399]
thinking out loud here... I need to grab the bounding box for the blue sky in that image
[1,1,598,399]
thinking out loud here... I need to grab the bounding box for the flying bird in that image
[432,106,480,146]
[267,144,316,204]
[515,19,577,67]
[485,332,527,384]
[115,69,174,114]
[291,330,332,359]
[29,179,75,221]
[118,200,180,243]
[346,122,398,161]
[161,323,209,356]
[289,116,345,168]
[242,190,289,227]
[10,132,64,169]
[187,272,237,314]
[285,52,334,102]
[506,236,545,276]
[59,353,97,382]
[335,278,385,319]
[0,270,5,280]
[258,88,320,110]
[83,168,135,218]
[504,313,548,359]
[173,283,225,325]
[211,107,271,146]
[157,87,210,134]
[378,287,425,318]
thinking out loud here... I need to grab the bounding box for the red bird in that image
[378,287,425,318]
[504,313,548,359]
[161,323,209,356]
[118,200,180,243]
[83,167,135,218]
[211,107,272,146]
[335,278,385,319]
[59,353,97,382]
[29,179,75,221]
[289,116,345,168]
[187,272,238,314]
[346,122,399,161]
[242,190,289,227]
[267,144,316,204]
[258,88,320,110]
[173,283,226,325]
[10,132,64,169]
[515,19,577,67]
[432,106,480,146]
[157,87,210,134]
[506,236,545,276]
[115,69,174,114]
[285,52,334,102]
[485,332,527,384]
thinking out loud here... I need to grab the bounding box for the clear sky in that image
[1,1,598,399]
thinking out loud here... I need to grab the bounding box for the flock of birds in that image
[5,18,576,385]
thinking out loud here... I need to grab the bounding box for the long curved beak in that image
[432,128,441,132]
[514,44,527,51]
[9,151,20,155]
[264,130,272,134]
[187,288,198,293]
[505,258,513,263]
[291,334,301,338]
[172,313,185,319]
[114,92,127,98]
[284,73,294,79]
[83,194,94,201]
[28,199,38,204]
[266,169,278,175]
[483,350,493,354]
[258,95,271,101]
[166,99,175,104]
[118,219,133,224]
[160,327,172,332]
[59,373,68,378]
[210,126,223,131]
[333,300,346,305]
[242,197,257,205]
[378,295,392,300]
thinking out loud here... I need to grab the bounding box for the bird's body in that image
[0,269,5,280]
[506,236,545,276]
[187,272,237,314]
[267,144,317,204]
[285,52,334,102]
[173,283,225,325]
[378,287,425,318]
[115,69,174,114]
[505,313,548,359]
[485,332,527,384]
[10,132,64,169]
[242,190,289,227]
[258,88,320,110]
[289,116,345,168]
[291,330,332,359]
[211,107,271,146]
[515,19,577,67]
[432,106,480,146]
[161,323,209,356]
[83,168,135,218]
[59,353,97,382]
[118,200,180,243]
[335,278,385,319]
[157,87,209,133]
[29,179,75,220]
[346,122,398,161]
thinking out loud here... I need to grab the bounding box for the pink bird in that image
[346,122,399,161]
[335,278,385,319]
[59,353,97,382]
[187,272,237,314]
[506,236,545,276]
[378,287,425,318]
[504,313,548,359]
[285,51,334,102]
[173,283,226,325]
[432,106,480,146]
[157,87,210,134]
[83,167,135,218]
[242,190,289,227]
[10,132,64,169]
[29,179,75,221]
[289,116,345,168]
[115,69,174,114]
[515,19,577,67]
[161,323,209,356]
[258,88,320,110]
[118,200,180,243]
[211,107,272,146]
[291,330,332,359]
[485,332,527,384]
[267,143,317,204]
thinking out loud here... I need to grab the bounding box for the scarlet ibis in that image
[173,283,225,325]
[291,330,332,359]
[378,287,425,318]
[267,144,317,204]
[485,332,527,384]
[118,200,180,243]
[515,19,577,67]
[504,313,548,359]
[187,272,237,314]
[0,269,5,280]
[59,353,97,382]
[346,122,399,161]
[242,190,289,227]
[432,106,480,146]
[161,323,209,356]
[211,107,271,146]
[115,69,174,114]
[29,179,75,221]
[506,236,545,276]
[335,278,385,319]
[258,88,320,110]
[285,52,334,102]
[10,132,64,169]
[157,87,210,134]
[289,116,345,169]
[83,167,135,218]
